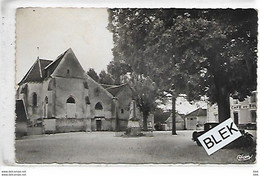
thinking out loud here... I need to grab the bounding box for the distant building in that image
[206,92,257,129]
[165,113,185,130]
[16,48,143,134]
[230,92,257,128]
[184,108,207,130]
[207,103,219,123]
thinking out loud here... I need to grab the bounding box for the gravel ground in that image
[15,130,256,164]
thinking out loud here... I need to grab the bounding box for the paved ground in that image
[15,130,256,164]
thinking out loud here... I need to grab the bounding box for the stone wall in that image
[54,77,88,119]
[56,118,87,132]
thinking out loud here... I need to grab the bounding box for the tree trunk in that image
[217,87,231,123]
[143,112,148,131]
[172,95,177,135]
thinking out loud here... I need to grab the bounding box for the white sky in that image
[158,96,207,114]
[15,8,113,84]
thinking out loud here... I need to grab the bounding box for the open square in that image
[15,131,256,164]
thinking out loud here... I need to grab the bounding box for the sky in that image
[16,8,113,84]
[158,96,207,115]
[15,8,208,114]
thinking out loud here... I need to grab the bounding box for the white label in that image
[198,118,241,155]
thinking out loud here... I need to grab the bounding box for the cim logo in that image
[198,118,241,155]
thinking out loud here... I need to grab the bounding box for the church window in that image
[94,87,100,96]
[67,96,75,103]
[67,69,70,76]
[45,96,48,104]
[83,81,89,89]
[121,109,124,114]
[32,92,37,106]
[95,102,103,110]
[21,84,28,94]
[85,96,90,104]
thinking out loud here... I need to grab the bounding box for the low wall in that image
[118,120,128,131]
[27,127,43,135]
[43,119,56,134]
[56,118,87,133]
[90,118,113,131]
[15,122,27,137]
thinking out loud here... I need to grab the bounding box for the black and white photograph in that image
[9,7,259,165]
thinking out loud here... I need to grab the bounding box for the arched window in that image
[45,96,48,104]
[85,96,90,104]
[66,96,76,118]
[66,96,75,103]
[94,87,100,96]
[95,102,103,110]
[44,96,48,118]
[83,81,89,89]
[21,84,28,94]
[32,92,37,106]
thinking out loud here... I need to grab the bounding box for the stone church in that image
[16,48,143,134]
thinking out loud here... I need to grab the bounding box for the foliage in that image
[87,68,100,82]
[108,61,158,130]
[107,61,132,84]
[107,9,257,122]
[125,74,158,130]
[99,70,115,85]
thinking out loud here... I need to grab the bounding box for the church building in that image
[16,48,142,134]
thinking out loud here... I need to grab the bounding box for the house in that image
[206,92,257,129]
[184,108,207,130]
[15,48,141,134]
[154,110,171,131]
[230,92,257,128]
[165,113,185,130]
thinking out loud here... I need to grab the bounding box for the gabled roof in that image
[185,108,207,117]
[102,83,132,97]
[154,111,171,123]
[86,74,114,99]
[18,48,72,85]
[18,58,52,85]
[43,48,70,76]
[165,113,184,123]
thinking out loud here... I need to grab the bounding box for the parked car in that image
[192,123,218,146]
[192,123,255,148]
[246,123,257,130]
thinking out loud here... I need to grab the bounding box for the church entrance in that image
[96,120,102,131]
[66,97,76,118]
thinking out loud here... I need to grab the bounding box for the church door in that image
[96,120,102,131]
[66,97,76,118]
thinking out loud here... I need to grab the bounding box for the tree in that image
[124,74,158,130]
[108,61,158,130]
[107,9,257,132]
[107,61,132,84]
[99,70,115,85]
[87,68,100,82]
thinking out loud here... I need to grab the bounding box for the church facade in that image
[16,48,142,134]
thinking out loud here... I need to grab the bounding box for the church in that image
[16,48,143,134]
